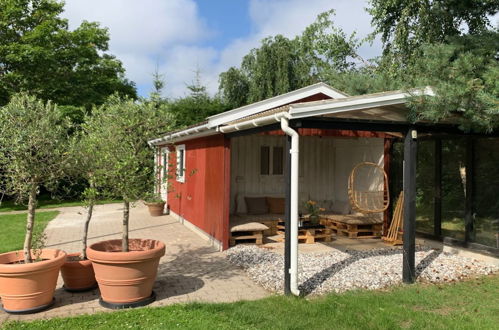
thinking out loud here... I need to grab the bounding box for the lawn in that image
[0,196,121,212]
[0,211,59,253]
[4,275,499,329]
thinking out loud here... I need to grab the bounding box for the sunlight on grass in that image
[0,211,59,253]
[4,275,499,329]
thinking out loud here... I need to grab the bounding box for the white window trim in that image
[176,144,186,183]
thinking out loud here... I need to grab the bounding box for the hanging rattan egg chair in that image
[348,162,390,214]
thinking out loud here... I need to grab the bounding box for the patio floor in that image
[0,203,269,324]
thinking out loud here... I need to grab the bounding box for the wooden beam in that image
[284,135,291,295]
[434,139,442,238]
[403,128,417,283]
[465,137,474,242]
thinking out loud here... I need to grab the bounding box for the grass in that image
[0,211,59,253]
[4,275,499,329]
[0,196,121,213]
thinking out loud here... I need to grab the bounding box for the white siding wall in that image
[230,134,384,213]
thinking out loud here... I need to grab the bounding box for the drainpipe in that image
[280,117,300,296]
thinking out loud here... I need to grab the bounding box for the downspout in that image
[280,117,300,296]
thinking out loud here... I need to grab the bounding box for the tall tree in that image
[0,0,136,107]
[170,70,229,128]
[219,10,361,108]
[367,0,499,73]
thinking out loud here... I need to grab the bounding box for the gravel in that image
[225,245,499,295]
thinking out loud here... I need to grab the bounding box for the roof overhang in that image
[207,82,348,127]
[149,82,349,146]
[218,87,435,134]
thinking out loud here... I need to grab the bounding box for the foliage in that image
[81,95,172,250]
[5,275,499,329]
[404,32,499,132]
[0,94,71,201]
[170,71,229,128]
[219,10,361,108]
[304,200,325,217]
[0,0,136,108]
[0,93,71,261]
[0,211,58,253]
[367,0,499,74]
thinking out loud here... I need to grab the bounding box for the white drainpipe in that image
[280,117,300,296]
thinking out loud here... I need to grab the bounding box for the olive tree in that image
[0,94,71,263]
[68,132,99,259]
[82,95,170,252]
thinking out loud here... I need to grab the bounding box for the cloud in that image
[62,0,380,98]
[62,0,211,90]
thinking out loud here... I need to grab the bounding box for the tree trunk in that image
[23,186,37,263]
[81,202,94,259]
[122,201,129,252]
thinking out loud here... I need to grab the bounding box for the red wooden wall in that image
[160,134,230,250]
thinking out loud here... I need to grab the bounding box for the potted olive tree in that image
[83,95,169,308]
[59,135,99,291]
[0,94,69,313]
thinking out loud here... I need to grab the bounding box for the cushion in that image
[230,218,269,232]
[245,197,268,215]
[266,197,285,214]
[322,214,383,225]
[332,201,351,215]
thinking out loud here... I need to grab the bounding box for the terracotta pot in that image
[87,239,165,306]
[60,252,97,292]
[0,249,66,313]
[144,202,165,217]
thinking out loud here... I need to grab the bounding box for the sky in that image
[62,0,381,99]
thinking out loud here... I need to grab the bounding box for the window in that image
[260,145,284,175]
[176,144,186,182]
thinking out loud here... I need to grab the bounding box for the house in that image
[148,83,499,295]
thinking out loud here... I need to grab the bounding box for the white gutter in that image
[218,112,290,133]
[148,123,214,146]
[280,117,300,297]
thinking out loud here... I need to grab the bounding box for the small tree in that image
[68,132,99,259]
[82,95,170,252]
[0,94,71,263]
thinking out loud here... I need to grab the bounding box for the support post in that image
[403,128,417,283]
[284,135,291,295]
[434,139,442,238]
[465,137,474,242]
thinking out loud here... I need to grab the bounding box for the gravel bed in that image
[225,245,498,295]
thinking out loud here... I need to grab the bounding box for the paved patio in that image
[0,203,269,324]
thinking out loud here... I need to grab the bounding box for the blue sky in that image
[63,0,380,98]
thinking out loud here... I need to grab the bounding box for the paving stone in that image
[0,203,269,325]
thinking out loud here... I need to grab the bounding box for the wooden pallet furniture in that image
[276,221,332,244]
[382,191,404,245]
[230,214,281,236]
[321,214,383,239]
[229,219,269,246]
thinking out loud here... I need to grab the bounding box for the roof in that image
[149,82,348,145]
[148,85,435,145]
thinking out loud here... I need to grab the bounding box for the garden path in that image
[0,203,269,324]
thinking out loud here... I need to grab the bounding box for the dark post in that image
[284,135,292,295]
[403,128,417,283]
[434,139,442,238]
[465,137,474,242]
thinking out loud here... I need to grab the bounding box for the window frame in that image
[176,144,186,183]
